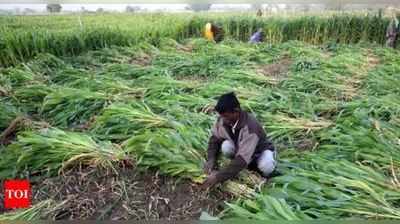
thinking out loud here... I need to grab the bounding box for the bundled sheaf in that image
[0,128,125,178]
[92,102,174,141]
[40,88,109,127]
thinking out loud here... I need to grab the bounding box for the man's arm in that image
[214,155,247,183]
[205,132,259,187]
[204,121,223,173]
[206,135,222,170]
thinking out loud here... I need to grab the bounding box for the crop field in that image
[0,13,400,220]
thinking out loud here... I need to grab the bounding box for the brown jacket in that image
[207,111,275,183]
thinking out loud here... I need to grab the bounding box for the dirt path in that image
[29,165,231,220]
[257,56,293,85]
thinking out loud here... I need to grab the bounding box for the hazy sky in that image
[0,3,252,11]
[0,4,185,11]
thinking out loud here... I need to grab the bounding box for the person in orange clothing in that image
[204,22,224,43]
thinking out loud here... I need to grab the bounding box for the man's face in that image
[219,111,239,126]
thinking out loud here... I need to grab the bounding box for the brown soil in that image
[295,139,319,151]
[129,53,152,67]
[257,57,292,84]
[29,165,231,220]
[366,52,380,70]
[321,52,333,59]
[0,86,8,97]
[334,75,362,101]
[338,51,380,101]
[176,43,194,53]
[74,116,97,131]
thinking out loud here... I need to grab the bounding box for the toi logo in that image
[4,180,31,209]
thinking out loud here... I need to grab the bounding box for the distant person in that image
[257,9,263,17]
[201,92,277,189]
[249,28,264,44]
[386,15,399,48]
[204,22,224,43]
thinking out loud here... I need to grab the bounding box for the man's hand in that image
[201,171,219,190]
[203,160,216,175]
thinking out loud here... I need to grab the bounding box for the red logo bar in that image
[4,180,31,209]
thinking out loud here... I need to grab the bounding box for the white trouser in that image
[221,140,277,177]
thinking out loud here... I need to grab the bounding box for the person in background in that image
[249,28,264,44]
[202,92,277,189]
[386,13,399,48]
[257,9,263,17]
[205,22,224,43]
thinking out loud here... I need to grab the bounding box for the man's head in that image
[215,92,241,126]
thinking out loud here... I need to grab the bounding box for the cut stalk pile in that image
[92,102,174,141]
[0,128,125,179]
[40,88,109,127]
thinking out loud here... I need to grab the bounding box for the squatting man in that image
[201,92,277,189]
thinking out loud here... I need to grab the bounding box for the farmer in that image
[256,9,263,17]
[249,28,264,44]
[204,22,224,43]
[386,14,399,48]
[202,92,277,189]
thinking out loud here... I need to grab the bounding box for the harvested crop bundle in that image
[261,113,332,141]
[40,88,108,127]
[0,199,55,221]
[27,53,67,76]
[152,50,241,78]
[223,181,256,198]
[0,67,45,88]
[99,63,156,79]
[226,195,310,220]
[138,74,201,99]
[148,93,212,114]
[92,102,173,141]
[228,150,400,220]
[51,69,145,98]
[123,126,207,182]
[13,84,53,113]
[0,128,125,179]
